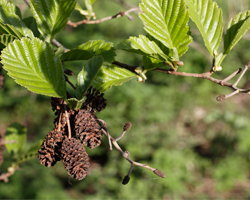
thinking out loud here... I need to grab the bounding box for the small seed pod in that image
[61,138,90,180]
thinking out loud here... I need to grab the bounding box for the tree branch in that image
[67,8,139,27]
[98,119,166,184]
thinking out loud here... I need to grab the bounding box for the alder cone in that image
[74,109,103,149]
[61,138,90,180]
[82,86,107,112]
[38,130,65,167]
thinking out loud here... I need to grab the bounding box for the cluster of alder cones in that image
[38,87,107,180]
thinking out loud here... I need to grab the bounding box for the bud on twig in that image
[63,69,75,76]
[123,122,132,131]
[153,169,166,178]
[216,94,226,101]
[122,175,130,185]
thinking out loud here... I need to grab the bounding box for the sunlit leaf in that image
[92,63,136,92]
[30,0,77,41]
[117,35,170,61]
[0,34,18,49]
[224,11,250,55]
[0,22,23,39]
[0,0,33,38]
[185,0,223,56]
[61,40,116,63]
[139,0,192,57]
[1,38,66,98]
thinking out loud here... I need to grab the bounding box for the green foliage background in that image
[1,0,250,199]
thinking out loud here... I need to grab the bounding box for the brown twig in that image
[113,60,250,101]
[0,140,17,145]
[112,61,139,75]
[98,120,166,182]
[67,8,139,27]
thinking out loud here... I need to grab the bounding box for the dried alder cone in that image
[74,109,103,149]
[61,138,90,180]
[38,87,106,180]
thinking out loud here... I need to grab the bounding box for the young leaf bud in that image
[122,175,130,185]
[63,68,75,76]
[216,94,226,101]
[153,169,166,178]
[123,122,132,131]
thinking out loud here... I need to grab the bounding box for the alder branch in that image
[113,60,250,101]
[98,119,166,185]
[67,8,139,27]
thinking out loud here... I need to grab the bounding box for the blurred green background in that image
[1,0,250,199]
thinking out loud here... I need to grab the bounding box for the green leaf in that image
[4,123,27,156]
[22,16,40,38]
[0,34,18,49]
[0,22,23,39]
[92,63,137,92]
[66,98,86,110]
[143,56,167,70]
[30,0,77,41]
[117,35,170,61]
[76,56,103,100]
[224,11,250,55]
[61,40,116,63]
[0,0,33,38]
[85,0,93,20]
[1,38,67,98]
[185,0,223,56]
[139,0,192,57]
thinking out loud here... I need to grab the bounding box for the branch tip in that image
[153,169,166,178]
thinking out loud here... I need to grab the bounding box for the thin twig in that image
[98,120,165,178]
[222,68,242,83]
[67,8,139,27]
[0,140,17,145]
[233,64,250,87]
[64,104,71,138]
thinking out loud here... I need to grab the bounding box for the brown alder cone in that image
[38,130,66,167]
[61,138,90,180]
[74,109,103,149]
[82,86,107,112]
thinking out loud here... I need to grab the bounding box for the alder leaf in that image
[30,0,76,41]
[61,40,116,63]
[185,0,223,56]
[76,56,103,100]
[0,0,33,38]
[1,38,66,98]
[139,0,192,57]
[224,11,250,55]
[4,123,27,156]
[0,22,23,39]
[92,63,137,92]
[117,35,170,61]
[0,34,18,49]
